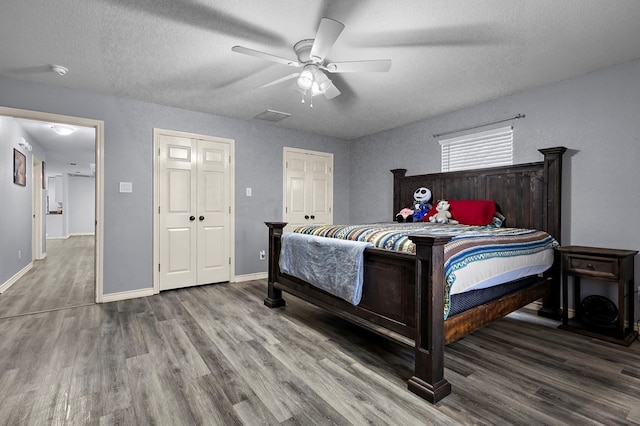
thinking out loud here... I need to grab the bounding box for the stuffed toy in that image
[395,208,415,222]
[429,200,459,224]
[396,187,432,222]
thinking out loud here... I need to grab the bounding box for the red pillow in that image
[425,200,496,226]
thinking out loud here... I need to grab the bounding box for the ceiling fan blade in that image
[257,73,300,89]
[324,59,391,73]
[232,46,300,68]
[309,18,345,63]
[323,83,341,100]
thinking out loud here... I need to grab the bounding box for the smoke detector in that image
[50,64,68,76]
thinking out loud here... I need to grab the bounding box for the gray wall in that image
[0,77,350,294]
[0,117,32,282]
[1,117,47,282]
[350,58,640,317]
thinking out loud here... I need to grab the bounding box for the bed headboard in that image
[392,147,566,242]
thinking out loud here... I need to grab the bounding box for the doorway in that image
[0,106,104,304]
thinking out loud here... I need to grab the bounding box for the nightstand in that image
[557,246,638,346]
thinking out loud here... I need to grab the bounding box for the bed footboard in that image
[264,222,453,404]
[264,222,287,309]
[407,234,452,403]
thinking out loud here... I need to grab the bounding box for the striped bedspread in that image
[293,222,558,318]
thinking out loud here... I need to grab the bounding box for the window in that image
[439,126,513,172]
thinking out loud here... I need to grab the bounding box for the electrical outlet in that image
[259,250,266,260]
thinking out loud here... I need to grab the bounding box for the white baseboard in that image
[0,262,33,294]
[233,272,267,283]
[100,274,266,303]
[47,233,94,240]
[101,287,154,303]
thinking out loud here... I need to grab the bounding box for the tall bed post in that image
[538,147,567,319]
[407,235,453,403]
[264,222,287,308]
[391,168,408,220]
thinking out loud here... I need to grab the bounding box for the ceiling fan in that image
[232,18,391,105]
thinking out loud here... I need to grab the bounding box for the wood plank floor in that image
[0,236,95,318]
[1,241,639,424]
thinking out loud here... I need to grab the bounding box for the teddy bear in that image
[396,187,432,222]
[429,200,459,224]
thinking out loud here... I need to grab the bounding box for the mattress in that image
[293,222,558,318]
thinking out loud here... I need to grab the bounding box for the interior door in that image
[196,140,230,285]
[158,134,198,290]
[284,148,333,232]
[158,134,231,290]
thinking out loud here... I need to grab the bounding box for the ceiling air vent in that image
[254,109,291,123]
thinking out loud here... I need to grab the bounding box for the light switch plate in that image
[119,182,133,193]
[246,187,252,197]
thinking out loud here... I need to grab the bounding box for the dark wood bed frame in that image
[265,147,566,404]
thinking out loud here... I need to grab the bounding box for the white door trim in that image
[1,106,104,303]
[32,156,44,260]
[152,128,235,293]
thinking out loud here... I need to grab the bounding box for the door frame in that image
[152,128,235,293]
[1,106,104,303]
[32,156,44,260]
[282,147,334,228]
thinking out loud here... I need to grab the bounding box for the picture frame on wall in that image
[14,148,26,186]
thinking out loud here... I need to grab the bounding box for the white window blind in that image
[439,126,513,172]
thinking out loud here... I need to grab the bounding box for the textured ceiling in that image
[2,0,640,141]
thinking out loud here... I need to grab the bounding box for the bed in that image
[264,147,566,404]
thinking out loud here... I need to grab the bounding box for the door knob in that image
[310,215,315,219]
[199,216,205,221]
[189,215,196,221]
[304,215,309,219]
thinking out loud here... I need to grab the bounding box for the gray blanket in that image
[279,232,373,305]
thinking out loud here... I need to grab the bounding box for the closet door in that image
[283,148,333,232]
[158,134,231,290]
[196,139,230,285]
[158,134,198,290]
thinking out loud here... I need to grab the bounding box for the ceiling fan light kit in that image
[232,17,391,107]
[297,65,316,90]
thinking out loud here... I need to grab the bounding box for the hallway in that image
[0,235,94,319]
